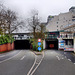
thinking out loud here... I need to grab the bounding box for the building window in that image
[72,16,75,18]
[72,19,75,21]
[57,22,58,24]
[57,25,58,27]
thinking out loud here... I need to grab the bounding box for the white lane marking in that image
[20,55,26,60]
[0,50,19,58]
[68,59,71,61]
[27,51,37,75]
[56,56,60,60]
[0,55,5,57]
[62,58,64,59]
[74,63,75,65]
[30,51,44,75]
[64,52,66,54]
[65,56,67,58]
[0,50,22,64]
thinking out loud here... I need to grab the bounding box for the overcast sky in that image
[1,0,75,22]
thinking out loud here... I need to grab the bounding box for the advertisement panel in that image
[58,40,65,50]
[64,45,74,51]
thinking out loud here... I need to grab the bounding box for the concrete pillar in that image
[74,37,75,53]
[43,40,45,49]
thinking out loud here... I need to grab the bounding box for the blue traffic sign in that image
[38,42,41,46]
[38,47,41,51]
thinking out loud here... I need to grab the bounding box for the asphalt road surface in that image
[0,50,35,75]
[0,50,75,75]
[33,50,75,75]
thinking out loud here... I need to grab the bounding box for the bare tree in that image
[4,9,24,34]
[27,9,40,39]
[39,23,46,39]
[0,3,24,35]
[0,4,7,35]
[27,9,46,39]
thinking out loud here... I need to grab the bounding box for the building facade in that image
[46,7,75,32]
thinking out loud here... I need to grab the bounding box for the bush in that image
[0,35,15,45]
[30,39,43,52]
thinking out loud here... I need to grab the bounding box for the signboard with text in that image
[58,40,65,50]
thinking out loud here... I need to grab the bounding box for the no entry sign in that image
[38,39,42,51]
[38,39,41,42]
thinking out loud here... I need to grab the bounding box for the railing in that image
[46,36,58,39]
[59,34,73,39]
[13,36,33,40]
[63,24,73,28]
[65,45,73,48]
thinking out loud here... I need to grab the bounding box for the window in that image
[57,25,58,27]
[57,22,58,24]
[72,16,75,18]
[72,19,75,21]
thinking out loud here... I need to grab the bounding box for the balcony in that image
[59,34,73,39]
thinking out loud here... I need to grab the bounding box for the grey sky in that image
[1,0,75,22]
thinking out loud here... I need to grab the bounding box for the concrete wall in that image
[46,11,75,32]
[43,40,45,49]
[74,37,75,53]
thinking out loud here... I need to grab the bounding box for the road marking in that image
[65,56,67,58]
[27,51,37,75]
[20,55,26,60]
[0,50,22,64]
[30,51,44,75]
[62,58,64,59]
[64,52,66,54]
[56,56,60,60]
[74,63,75,65]
[68,59,71,61]
[0,50,19,58]
[36,62,39,64]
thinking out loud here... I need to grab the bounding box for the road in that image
[0,50,35,75]
[33,50,75,75]
[0,50,75,75]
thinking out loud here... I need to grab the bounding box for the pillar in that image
[74,37,75,53]
[43,40,45,49]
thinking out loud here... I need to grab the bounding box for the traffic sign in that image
[38,39,41,42]
[38,42,41,46]
[38,47,41,51]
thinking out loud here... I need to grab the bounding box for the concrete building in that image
[44,7,75,51]
[46,7,75,32]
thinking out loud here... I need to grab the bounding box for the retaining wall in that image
[0,42,14,52]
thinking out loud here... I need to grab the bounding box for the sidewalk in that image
[64,51,75,63]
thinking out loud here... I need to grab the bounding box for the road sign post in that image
[38,39,42,51]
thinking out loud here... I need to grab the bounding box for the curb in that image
[31,50,43,55]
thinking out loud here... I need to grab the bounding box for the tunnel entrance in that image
[45,39,58,50]
[14,40,30,50]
